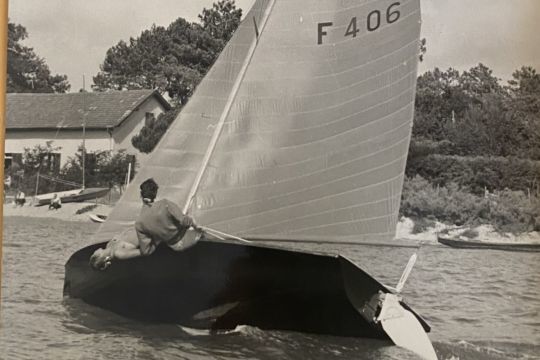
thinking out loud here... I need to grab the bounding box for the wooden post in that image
[34,170,40,204]
[125,162,132,187]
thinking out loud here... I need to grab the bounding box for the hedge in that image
[406,154,540,195]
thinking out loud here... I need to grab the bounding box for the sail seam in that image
[182,85,413,145]
[193,70,413,127]
[308,0,415,17]
[285,213,397,234]
[283,71,415,115]
[199,142,409,206]
[216,193,403,233]
[207,98,412,148]
[197,120,411,171]
[237,55,418,99]
[202,38,418,82]
[203,157,406,219]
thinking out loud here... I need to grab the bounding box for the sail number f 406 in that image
[317,2,401,45]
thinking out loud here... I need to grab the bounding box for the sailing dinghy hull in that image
[36,188,110,206]
[64,239,429,339]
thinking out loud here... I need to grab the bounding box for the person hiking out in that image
[90,178,202,270]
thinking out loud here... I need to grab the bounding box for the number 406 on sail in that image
[317,2,401,45]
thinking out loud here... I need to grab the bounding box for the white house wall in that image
[5,129,111,166]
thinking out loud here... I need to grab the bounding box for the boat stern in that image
[339,256,437,360]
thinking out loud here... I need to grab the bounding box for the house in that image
[4,90,171,172]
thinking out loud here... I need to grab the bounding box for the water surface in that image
[1,217,539,359]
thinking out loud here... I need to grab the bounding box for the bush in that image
[400,176,540,233]
[62,148,136,190]
[131,106,182,153]
[405,154,540,195]
[75,204,98,215]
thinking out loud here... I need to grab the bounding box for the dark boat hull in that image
[64,240,429,338]
[438,236,540,252]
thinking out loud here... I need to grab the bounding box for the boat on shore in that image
[438,236,540,252]
[36,187,110,206]
[88,213,107,223]
[65,0,436,358]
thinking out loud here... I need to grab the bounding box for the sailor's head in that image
[89,248,112,271]
[140,178,159,203]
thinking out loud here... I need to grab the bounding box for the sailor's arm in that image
[112,245,143,260]
[136,225,158,256]
[166,200,198,229]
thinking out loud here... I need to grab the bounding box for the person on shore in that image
[4,175,11,189]
[49,194,62,210]
[14,190,25,207]
[90,178,202,270]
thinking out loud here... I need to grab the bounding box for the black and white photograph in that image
[0,1,539,359]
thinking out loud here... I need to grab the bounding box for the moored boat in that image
[37,187,110,206]
[438,236,540,252]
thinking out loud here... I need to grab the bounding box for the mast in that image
[182,0,276,214]
[82,75,86,190]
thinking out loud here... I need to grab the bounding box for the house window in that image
[4,153,23,172]
[145,112,156,127]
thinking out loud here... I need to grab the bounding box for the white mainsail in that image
[94,0,422,244]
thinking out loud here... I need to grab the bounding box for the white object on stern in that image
[378,293,438,360]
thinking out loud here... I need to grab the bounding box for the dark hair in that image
[140,178,159,201]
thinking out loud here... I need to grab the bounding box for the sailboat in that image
[64,0,436,358]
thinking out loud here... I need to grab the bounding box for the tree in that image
[131,106,182,153]
[418,38,426,62]
[413,64,507,142]
[199,0,242,45]
[460,63,505,103]
[414,67,468,140]
[505,66,540,159]
[14,142,63,194]
[411,64,540,161]
[119,1,243,153]
[62,148,136,190]
[7,22,70,93]
[93,1,242,105]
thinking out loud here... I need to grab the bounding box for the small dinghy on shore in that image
[88,214,107,223]
[438,236,540,252]
[36,188,110,206]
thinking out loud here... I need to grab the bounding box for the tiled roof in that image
[6,90,171,130]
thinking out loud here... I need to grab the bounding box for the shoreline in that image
[3,202,114,222]
[4,203,539,244]
[395,217,540,244]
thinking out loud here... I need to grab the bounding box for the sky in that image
[8,0,540,92]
